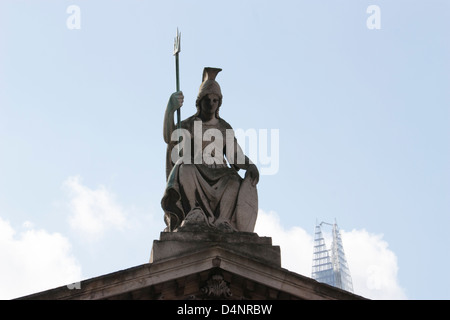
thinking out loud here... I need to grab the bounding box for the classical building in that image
[17,230,366,300]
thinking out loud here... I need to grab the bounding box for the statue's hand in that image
[245,164,259,187]
[168,91,184,113]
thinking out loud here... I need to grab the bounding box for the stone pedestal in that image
[150,231,281,268]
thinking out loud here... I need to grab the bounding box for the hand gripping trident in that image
[173,28,181,132]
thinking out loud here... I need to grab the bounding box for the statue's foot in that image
[176,207,211,232]
[175,208,238,233]
[215,220,237,233]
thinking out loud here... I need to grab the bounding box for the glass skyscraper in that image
[311,221,354,293]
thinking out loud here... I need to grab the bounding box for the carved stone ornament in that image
[201,273,232,299]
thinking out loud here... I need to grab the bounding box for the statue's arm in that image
[163,91,184,144]
[233,140,259,186]
[224,124,259,186]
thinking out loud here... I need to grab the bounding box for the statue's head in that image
[195,67,222,118]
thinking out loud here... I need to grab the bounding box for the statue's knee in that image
[179,164,196,181]
[229,175,241,189]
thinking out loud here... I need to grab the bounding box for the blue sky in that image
[0,0,449,299]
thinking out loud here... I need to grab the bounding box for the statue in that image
[161,67,259,233]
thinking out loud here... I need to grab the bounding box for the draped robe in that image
[161,115,258,232]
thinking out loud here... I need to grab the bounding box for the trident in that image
[173,28,181,132]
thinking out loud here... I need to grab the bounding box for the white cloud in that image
[64,176,129,241]
[342,229,407,300]
[254,210,314,277]
[254,209,407,300]
[0,217,82,300]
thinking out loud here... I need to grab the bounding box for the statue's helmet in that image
[196,67,223,108]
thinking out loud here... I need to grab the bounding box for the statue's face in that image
[200,94,220,115]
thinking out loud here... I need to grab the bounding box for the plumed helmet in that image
[196,67,223,107]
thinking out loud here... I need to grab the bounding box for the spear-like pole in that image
[173,28,181,131]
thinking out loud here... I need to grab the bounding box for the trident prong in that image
[173,28,181,133]
[173,28,181,56]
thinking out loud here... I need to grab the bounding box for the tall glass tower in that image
[311,221,354,293]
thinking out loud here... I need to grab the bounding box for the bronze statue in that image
[161,67,259,233]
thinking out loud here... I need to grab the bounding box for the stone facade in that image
[17,231,367,300]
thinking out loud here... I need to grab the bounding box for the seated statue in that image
[161,67,259,233]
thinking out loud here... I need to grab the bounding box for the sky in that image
[0,0,449,300]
